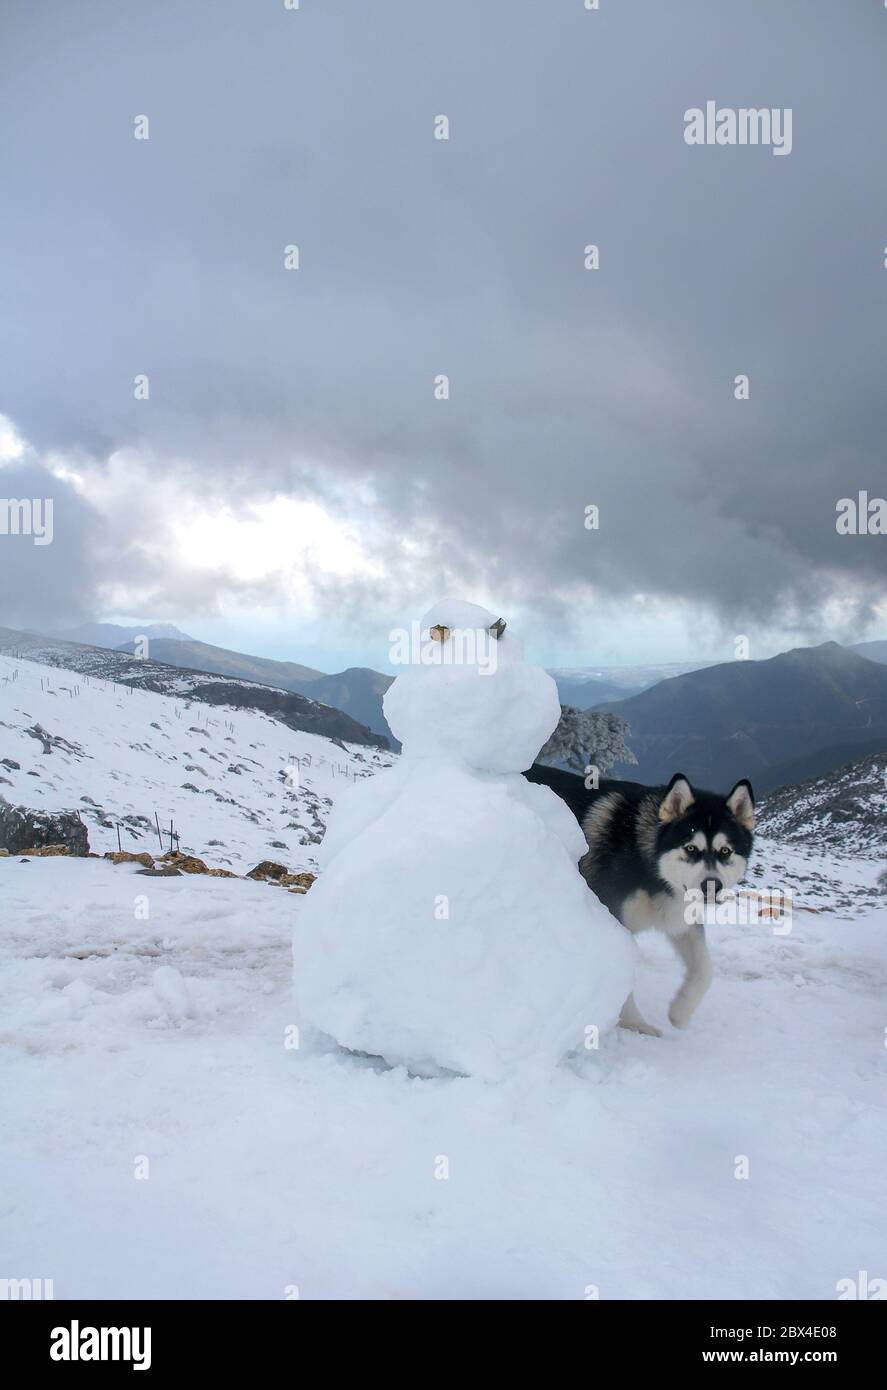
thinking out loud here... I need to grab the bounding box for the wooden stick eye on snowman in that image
[293,599,633,1080]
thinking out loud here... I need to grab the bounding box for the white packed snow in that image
[2,854,886,1299]
[293,601,633,1078]
[383,599,562,773]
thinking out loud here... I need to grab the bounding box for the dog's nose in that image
[700,877,722,902]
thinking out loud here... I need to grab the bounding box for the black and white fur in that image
[524,766,755,1034]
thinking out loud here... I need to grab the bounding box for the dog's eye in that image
[683,843,700,857]
[718,845,733,860]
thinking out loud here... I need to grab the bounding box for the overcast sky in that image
[1,0,885,672]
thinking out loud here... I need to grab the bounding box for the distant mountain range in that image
[549,674,641,707]
[293,667,397,741]
[850,639,887,665]
[19,623,887,794]
[104,640,713,743]
[115,636,324,689]
[50,621,194,647]
[593,642,887,794]
[45,628,725,743]
[548,660,707,704]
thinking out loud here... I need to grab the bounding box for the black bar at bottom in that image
[1,1298,881,1373]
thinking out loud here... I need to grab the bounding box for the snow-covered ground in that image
[2,853,885,1299]
[2,653,886,1298]
[0,654,393,873]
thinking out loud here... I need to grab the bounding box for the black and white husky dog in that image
[524,765,755,1035]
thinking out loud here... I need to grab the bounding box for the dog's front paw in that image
[620,1018,663,1038]
[668,999,692,1029]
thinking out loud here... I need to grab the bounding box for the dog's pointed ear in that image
[727,778,755,829]
[658,773,695,822]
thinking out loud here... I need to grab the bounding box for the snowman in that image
[292,599,633,1079]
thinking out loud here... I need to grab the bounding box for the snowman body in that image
[292,600,633,1078]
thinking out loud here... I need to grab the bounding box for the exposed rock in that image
[206,867,240,878]
[136,866,182,877]
[25,723,53,754]
[157,851,209,875]
[246,859,289,882]
[105,851,155,868]
[278,871,316,889]
[204,788,240,806]
[0,758,20,771]
[19,844,71,857]
[0,799,89,856]
[23,723,86,758]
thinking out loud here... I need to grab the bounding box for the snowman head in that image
[384,599,562,773]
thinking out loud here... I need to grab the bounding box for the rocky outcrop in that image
[105,851,155,868]
[246,860,316,892]
[245,860,289,882]
[156,851,210,875]
[0,799,89,856]
[280,872,316,891]
[0,804,318,891]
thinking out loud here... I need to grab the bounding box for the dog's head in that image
[653,772,754,901]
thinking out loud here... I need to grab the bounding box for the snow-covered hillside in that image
[0,626,293,697]
[758,752,887,858]
[0,627,387,749]
[0,653,394,873]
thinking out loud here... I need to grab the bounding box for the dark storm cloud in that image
[0,0,885,639]
[0,460,104,629]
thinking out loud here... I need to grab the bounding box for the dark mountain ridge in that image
[593,642,887,793]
